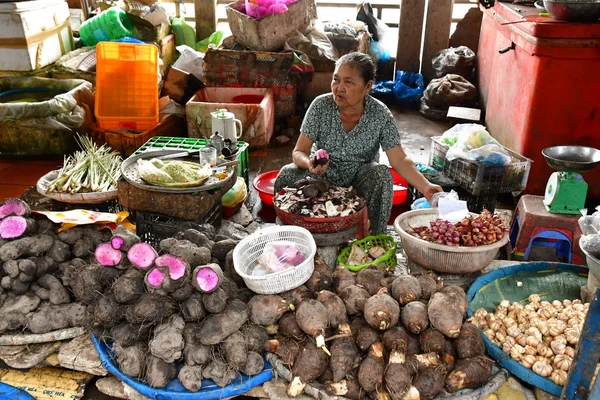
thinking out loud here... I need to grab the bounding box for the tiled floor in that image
[0,159,63,202]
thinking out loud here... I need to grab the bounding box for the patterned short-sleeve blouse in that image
[300,93,402,187]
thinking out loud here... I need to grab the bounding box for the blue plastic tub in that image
[467,262,589,398]
[91,335,274,400]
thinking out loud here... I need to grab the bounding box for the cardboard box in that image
[226,0,317,51]
[0,0,73,71]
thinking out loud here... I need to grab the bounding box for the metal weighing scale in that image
[542,146,600,214]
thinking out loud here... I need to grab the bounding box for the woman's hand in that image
[423,183,443,203]
[309,158,329,176]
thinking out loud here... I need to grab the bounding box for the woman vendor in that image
[274,52,442,234]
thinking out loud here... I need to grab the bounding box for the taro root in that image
[428,292,463,338]
[330,323,360,382]
[332,266,355,294]
[384,351,413,400]
[413,366,446,400]
[402,301,429,334]
[316,290,347,329]
[363,291,400,331]
[296,299,329,352]
[455,323,485,359]
[445,356,493,392]
[248,294,293,326]
[287,340,329,397]
[358,343,385,392]
[391,275,422,305]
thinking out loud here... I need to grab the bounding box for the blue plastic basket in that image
[91,335,273,400]
[467,262,589,398]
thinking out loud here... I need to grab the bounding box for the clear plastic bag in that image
[581,234,600,258]
[579,207,600,235]
[467,144,511,165]
[431,190,459,208]
[443,124,501,162]
[257,241,306,274]
[137,159,175,184]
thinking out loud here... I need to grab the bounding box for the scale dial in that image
[544,172,559,207]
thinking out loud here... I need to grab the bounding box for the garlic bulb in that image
[533,360,553,377]
[551,340,566,355]
[484,329,496,342]
[552,300,564,310]
[573,303,585,312]
[510,344,525,361]
[553,335,567,346]
[529,294,541,303]
[568,317,581,328]
[518,323,529,332]
[563,299,572,307]
[516,334,528,347]
[488,320,502,332]
[525,304,535,312]
[554,354,573,372]
[524,345,537,356]
[551,370,567,386]
[565,328,580,345]
[558,311,570,322]
[549,321,567,337]
[474,308,488,320]
[539,306,556,319]
[522,354,537,369]
[573,299,583,305]
[537,343,554,358]
[528,327,543,341]
[543,335,554,345]
[507,326,522,338]
[526,335,540,347]
[503,316,517,328]
[502,340,514,354]
[486,313,497,326]
[540,300,551,308]
[564,346,575,358]
[496,331,507,344]
[498,299,510,311]
[536,320,550,336]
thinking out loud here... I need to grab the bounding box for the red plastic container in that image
[390,167,408,205]
[253,170,278,205]
[478,3,600,197]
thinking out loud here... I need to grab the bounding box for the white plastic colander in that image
[233,226,317,294]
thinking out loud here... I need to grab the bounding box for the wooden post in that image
[421,0,454,82]
[396,0,426,74]
[562,288,600,400]
[195,0,217,42]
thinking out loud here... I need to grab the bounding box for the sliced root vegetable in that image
[0,216,37,239]
[155,254,188,281]
[95,243,122,267]
[127,242,157,269]
[110,225,140,252]
[192,264,223,293]
[145,268,166,292]
[0,198,30,219]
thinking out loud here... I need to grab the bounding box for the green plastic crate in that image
[337,234,398,272]
[135,136,250,188]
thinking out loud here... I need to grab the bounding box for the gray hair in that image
[335,52,376,84]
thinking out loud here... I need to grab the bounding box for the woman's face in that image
[331,64,372,109]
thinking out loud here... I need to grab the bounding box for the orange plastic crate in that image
[95,42,159,131]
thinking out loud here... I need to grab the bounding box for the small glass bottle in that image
[210,131,224,155]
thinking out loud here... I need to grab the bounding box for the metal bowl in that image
[543,0,600,22]
[542,146,600,172]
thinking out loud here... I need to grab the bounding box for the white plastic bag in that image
[443,124,501,162]
[257,241,306,274]
[467,144,511,165]
[172,45,204,80]
[431,190,459,208]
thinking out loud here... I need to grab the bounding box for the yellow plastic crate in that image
[95,42,159,131]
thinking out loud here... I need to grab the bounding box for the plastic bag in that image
[222,177,248,207]
[285,22,338,64]
[468,144,511,165]
[245,0,296,19]
[431,190,459,208]
[172,45,204,80]
[422,74,478,108]
[196,31,224,53]
[444,124,500,162]
[579,207,600,235]
[432,46,476,79]
[393,70,424,107]
[257,241,306,274]
[419,97,448,121]
[581,234,600,258]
